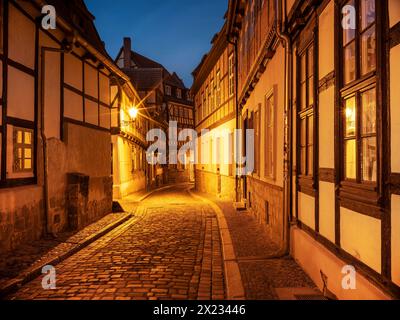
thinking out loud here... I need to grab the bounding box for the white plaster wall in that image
[319,181,336,243]
[392,195,400,286]
[298,192,316,230]
[7,66,35,121]
[340,208,381,273]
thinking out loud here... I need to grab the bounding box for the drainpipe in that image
[227,36,241,204]
[275,0,293,256]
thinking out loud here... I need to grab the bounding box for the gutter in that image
[227,36,241,204]
[274,0,293,256]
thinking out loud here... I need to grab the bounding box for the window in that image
[13,128,33,173]
[176,89,182,99]
[342,0,376,85]
[340,0,377,184]
[210,79,215,111]
[228,53,235,97]
[343,88,377,182]
[254,106,260,175]
[298,45,315,177]
[265,92,275,179]
[165,85,171,96]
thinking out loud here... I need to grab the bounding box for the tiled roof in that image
[131,52,164,69]
[45,0,109,57]
[125,68,164,91]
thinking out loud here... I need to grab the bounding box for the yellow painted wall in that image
[391,44,400,172]
[340,208,381,273]
[64,88,83,121]
[291,227,391,300]
[318,1,334,79]
[7,66,35,121]
[389,0,400,27]
[8,3,35,70]
[40,31,62,139]
[84,63,99,99]
[243,45,285,188]
[392,195,400,286]
[319,87,335,169]
[319,182,336,243]
[85,99,99,126]
[64,54,83,90]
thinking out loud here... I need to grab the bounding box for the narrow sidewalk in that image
[193,190,321,300]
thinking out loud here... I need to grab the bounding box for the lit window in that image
[177,89,182,99]
[13,127,33,173]
[342,0,376,85]
[165,85,171,96]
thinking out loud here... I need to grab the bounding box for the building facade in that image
[111,79,157,199]
[223,0,400,299]
[192,23,237,201]
[116,38,194,185]
[0,0,127,252]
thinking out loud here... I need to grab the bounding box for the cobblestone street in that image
[6,186,225,300]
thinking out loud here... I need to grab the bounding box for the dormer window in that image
[165,85,171,96]
[177,89,182,99]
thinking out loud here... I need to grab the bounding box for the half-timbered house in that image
[0,0,128,252]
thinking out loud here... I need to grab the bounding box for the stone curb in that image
[188,190,246,300]
[0,212,133,299]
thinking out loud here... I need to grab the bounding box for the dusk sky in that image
[85,0,228,87]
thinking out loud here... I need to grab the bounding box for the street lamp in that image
[128,106,139,120]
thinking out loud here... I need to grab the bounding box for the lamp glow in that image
[128,107,139,120]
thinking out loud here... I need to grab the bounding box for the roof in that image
[116,47,189,91]
[46,0,108,57]
[165,72,186,89]
[125,68,164,91]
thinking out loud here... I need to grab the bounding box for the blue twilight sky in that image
[85,0,228,87]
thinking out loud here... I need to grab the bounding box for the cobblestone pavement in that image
[6,186,225,300]
[0,213,129,289]
[212,198,318,300]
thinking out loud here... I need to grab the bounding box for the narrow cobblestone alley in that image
[6,186,225,300]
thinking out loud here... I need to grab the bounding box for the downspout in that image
[275,0,293,256]
[227,36,240,203]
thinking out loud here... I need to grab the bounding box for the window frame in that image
[265,88,276,180]
[296,38,317,196]
[336,0,386,216]
[12,127,34,174]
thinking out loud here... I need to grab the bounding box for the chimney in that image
[123,37,132,69]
